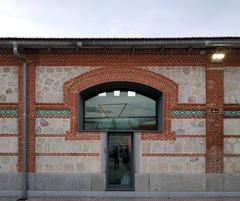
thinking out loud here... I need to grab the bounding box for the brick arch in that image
[64,67,178,140]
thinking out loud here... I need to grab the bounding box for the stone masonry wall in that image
[0,118,18,134]
[35,66,207,174]
[144,67,206,103]
[0,66,18,173]
[224,119,240,173]
[224,67,240,104]
[0,132,18,172]
[224,67,240,173]
[1,49,240,193]
[140,119,206,173]
[35,117,101,173]
[36,66,95,103]
[0,67,18,103]
[36,118,70,135]
[35,66,102,173]
[0,118,18,173]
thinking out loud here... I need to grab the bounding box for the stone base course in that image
[149,173,205,192]
[0,172,240,192]
[140,156,205,173]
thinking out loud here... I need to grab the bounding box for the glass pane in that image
[108,133,132,187]
[84,90,156,130]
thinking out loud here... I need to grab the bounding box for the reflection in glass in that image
[108,133,132,187]
[84,90,156,130]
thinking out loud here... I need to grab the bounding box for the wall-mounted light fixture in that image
[211,52,225,63]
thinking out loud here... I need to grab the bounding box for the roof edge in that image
[0,37,240,49]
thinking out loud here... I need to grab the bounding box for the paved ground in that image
[1,198,240,201]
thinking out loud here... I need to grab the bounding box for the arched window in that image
[84,90,156,130]
[79,81,163,131]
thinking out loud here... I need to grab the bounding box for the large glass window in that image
[84,90,157,130]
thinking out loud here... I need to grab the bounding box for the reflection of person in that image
[121,173,131,185]
[113,147,119,171]
[122,145,129,164]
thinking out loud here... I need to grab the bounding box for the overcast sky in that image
[0,0,240,38]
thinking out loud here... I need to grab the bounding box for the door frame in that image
[106,131,134,191]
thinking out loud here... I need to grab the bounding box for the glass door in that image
[107,132,133,190]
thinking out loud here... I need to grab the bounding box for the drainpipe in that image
[13,42,28,200]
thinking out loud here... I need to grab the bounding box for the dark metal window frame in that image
[79,81,163,132]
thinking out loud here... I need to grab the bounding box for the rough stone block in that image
[143,156,205,173]
[224,119,240,135]
[36,156,100,173]
[35,118,70,134]
[0,156,18,172]
[0,138,18,153]
[224,67,240,104]
[0,66,18,103]
[36,66,94,103]
[145,66,206,103]
[0,118,18,134]
[172,119,206,135]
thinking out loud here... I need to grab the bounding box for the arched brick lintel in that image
[64,67,178,140]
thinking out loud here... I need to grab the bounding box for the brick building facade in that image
[0,37,239,198]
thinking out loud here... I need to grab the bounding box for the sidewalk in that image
[1,198,240,201]
[27,198,240,201]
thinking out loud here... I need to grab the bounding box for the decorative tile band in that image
[224,110,240,118]
[172,109,240,118]
[0,109,17,117]
[36,109,70,118]
[33,108,240,118]
[171,109,206,118]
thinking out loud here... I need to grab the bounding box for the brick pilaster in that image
[206,67,224,173]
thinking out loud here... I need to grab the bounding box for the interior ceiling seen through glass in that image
[84,90,156,130]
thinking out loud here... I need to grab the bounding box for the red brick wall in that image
[0,49,240,173]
